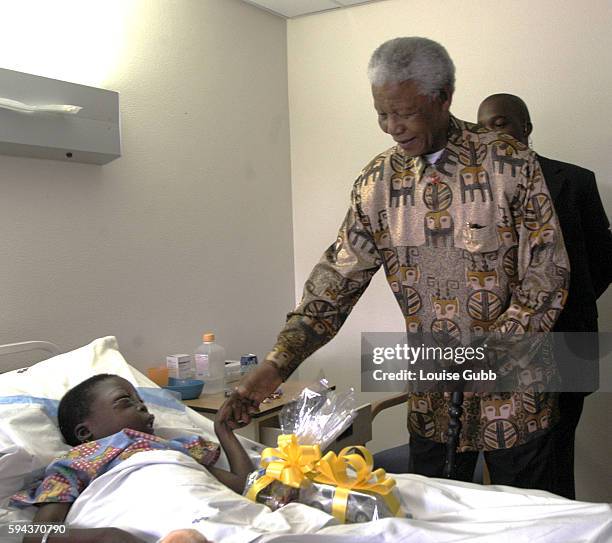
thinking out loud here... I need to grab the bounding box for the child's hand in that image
[160,529,212,543]
[214,394,250,433]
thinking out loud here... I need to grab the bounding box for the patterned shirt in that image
[11,428,220,507]
[266,116,569,451]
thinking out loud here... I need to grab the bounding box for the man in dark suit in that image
[478,93,612,498]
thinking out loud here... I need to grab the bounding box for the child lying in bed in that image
[11,373,253,543]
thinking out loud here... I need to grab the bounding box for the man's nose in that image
[387,114,405,136]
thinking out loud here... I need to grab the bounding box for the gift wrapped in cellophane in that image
[301,444,402,523]
[244,381,404,523]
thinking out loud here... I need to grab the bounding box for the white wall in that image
[0,0,295,368]
[287,0,612,501]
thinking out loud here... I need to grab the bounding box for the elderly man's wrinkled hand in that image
[235,360,282,408]
[215,394,253,431]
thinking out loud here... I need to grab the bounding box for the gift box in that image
[244,434,402,523]
[305,445,402,523]
[245,469,300,510]
[245,433,320,502]
[245,382,403,523]
[299,480,396,523]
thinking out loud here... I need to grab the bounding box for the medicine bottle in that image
[194,332,226,395]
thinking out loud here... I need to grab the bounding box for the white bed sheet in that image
[1,337,610,542]
[62,449,612,543]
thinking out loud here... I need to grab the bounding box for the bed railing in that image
[0,340,61,373]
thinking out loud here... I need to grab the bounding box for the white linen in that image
[66,449,612,543]
[66,450,334,543]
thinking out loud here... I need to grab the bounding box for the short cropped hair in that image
[57,373,115,446]
[483,93,531,123]
[367,37,455,98]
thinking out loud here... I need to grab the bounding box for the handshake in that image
[215,360,283,429]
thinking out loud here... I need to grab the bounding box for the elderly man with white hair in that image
[234,37,570,492]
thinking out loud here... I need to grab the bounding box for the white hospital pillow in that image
[0,336,134,397]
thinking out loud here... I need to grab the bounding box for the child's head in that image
[58,374,155,446]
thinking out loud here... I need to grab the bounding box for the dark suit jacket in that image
[538,155,612,332]
[539,155,612,393]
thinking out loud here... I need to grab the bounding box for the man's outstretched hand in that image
[232,360,283,424]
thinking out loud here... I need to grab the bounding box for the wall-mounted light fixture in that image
[0,68,121,165]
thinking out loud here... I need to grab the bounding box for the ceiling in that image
[241,0,388,19]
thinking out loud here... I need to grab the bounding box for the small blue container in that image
[240,354,258,375]
[163,377,204,400]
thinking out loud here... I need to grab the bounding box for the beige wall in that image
[287,0,611,501]
[0,0,294,367]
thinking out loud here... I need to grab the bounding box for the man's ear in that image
[524,121,533,138]
[438,87,453,110]
[74,422,93,444]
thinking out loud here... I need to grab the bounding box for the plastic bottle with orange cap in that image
[194,332,226,395]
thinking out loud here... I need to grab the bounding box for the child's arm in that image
[205,397,254,493]
[23,502,145,543]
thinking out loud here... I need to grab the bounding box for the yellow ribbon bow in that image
[246,434,321,501]
[312,446,401,522]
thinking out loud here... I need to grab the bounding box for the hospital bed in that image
[0,337,610,543]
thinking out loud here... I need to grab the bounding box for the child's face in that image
[80,377,155,442]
